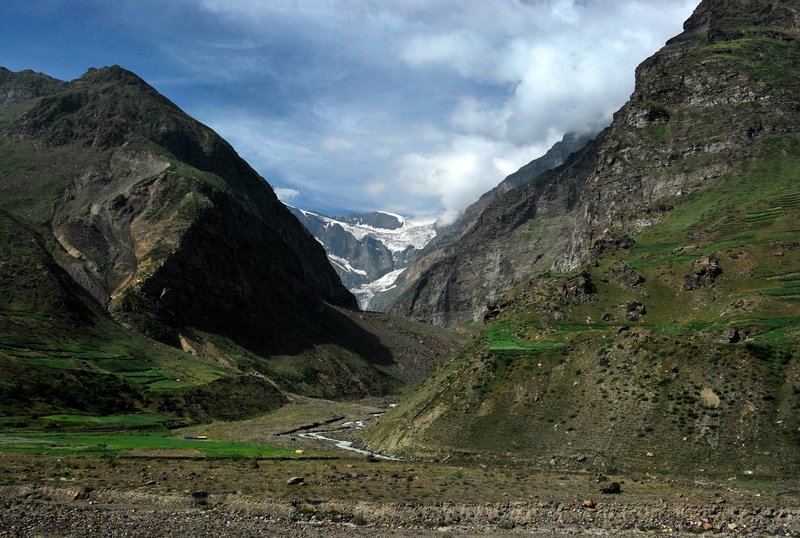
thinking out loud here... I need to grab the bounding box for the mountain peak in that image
[0,66,68,108]
[683,0,800,39]
[77,65,148,85]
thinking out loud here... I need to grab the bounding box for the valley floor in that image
[1,400,798,536]
[1,450,798,536]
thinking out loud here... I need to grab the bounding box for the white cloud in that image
[321,136,354,153]
[274,187,300,202]
[188,0,698,221]
[389,135,549,225]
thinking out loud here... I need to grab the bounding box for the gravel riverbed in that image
[1,483,798,537]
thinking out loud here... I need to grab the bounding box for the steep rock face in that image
[373,134,591,317]
[3,66,354,329]
[387,135,602,326]
[434,133,593,250]
[554,0,800,270]
[0,66,413,401]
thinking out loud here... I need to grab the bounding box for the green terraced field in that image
[0,431,300,458]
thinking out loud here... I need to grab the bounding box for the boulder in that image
[683,255,722,290]
[561,271,597,302]
[608,260,645,288]
[600,482,621,494]
[622,301,647,321]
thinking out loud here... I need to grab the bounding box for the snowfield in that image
[287,206,437,309]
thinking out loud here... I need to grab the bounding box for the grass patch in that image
[39,413,178,429]
[0,431,300,458]
[486,323,567,355]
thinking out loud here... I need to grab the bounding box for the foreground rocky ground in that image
[1,453,798,537]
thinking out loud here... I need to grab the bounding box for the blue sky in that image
[1,0,698,222]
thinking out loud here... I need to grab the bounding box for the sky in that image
[1,0,698,223]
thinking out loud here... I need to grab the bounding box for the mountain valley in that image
[1,0,800,535]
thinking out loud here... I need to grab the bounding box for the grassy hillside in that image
[367,169,800,472]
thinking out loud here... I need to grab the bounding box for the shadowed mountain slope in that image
[0,65,442,415]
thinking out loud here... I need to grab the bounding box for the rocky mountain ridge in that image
[384,132,599,325]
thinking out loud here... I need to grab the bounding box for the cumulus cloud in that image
[390,135,549,225]
[190,0,698,220]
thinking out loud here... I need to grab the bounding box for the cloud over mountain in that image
[3,0,697,221]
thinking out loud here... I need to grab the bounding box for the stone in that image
[608,260,645,288]
[561,271,597,302]
[286,477,304,486]
[702,522,713,531]
[622,301,647,321]
[700,388,720,408]
[683,255,721,290]
[721,328,740,343]
[73,487,92,501]
[583,499,595,508]
[600,482,621,494]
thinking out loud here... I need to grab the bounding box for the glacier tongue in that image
[351,268,407,309]
[318,212,436,252]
